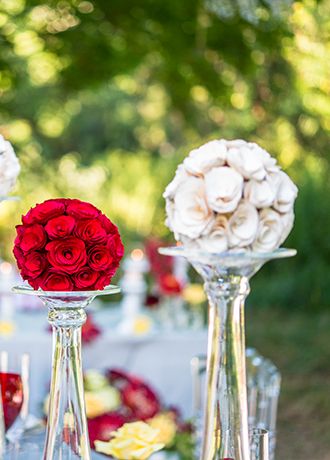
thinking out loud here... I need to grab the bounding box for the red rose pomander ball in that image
[13,199,124,291]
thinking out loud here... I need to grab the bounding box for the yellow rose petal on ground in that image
[0,320,15,336]
[133,315,152,335]
[84,369,108,391]
[95,421,165,460]
[85,391,107,419]
[85,387,121,418]
[147,412,177,446]
[44,387,120,419]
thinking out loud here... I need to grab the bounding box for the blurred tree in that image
[0,0,329,309]
[2,0,326,162]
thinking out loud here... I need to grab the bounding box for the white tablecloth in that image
[0,307,207,418]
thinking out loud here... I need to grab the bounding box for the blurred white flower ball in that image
[0,135,20,197]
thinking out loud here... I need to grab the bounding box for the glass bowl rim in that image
[11,284,120,298]
[158,246,296,261]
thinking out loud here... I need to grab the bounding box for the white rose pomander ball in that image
[164,139,298,253]
[0,135,20,196]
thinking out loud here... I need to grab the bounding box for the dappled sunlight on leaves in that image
[0,0,328,312]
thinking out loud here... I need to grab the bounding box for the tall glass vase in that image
[159,247,295,460]
[12,285,120,460]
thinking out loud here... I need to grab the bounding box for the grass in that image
[246,306,330,460]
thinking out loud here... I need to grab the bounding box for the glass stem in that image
[44,306,90,460]
[201,275,250,460]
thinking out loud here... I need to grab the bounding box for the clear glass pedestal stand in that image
[159,247,295,460]
[12,285,120,460]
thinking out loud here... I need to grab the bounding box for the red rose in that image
[39,272,74,291]
[66,200,100,219]
[21,252,47,279]
[13,198,124,291]
[93,272,112,290]
[15,224,47,253]
[88,246,114,272]
[107,234,124,261]
[73,268,99,289]
[98,214,117,234]
[121,381,161,420]
[46,237,87,274]
[45,216,75,239]
[22,199,65,225]
[13,246,24,269]
[87,413,126,448]
[75,219,107,245]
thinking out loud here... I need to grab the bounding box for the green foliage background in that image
[0,0,329,310]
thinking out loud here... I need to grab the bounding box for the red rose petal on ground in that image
[107,369,142,388]
[121,381,161,420]
[87,412,126,448]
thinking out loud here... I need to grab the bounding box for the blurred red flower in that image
[145,238,173,277]
[158,273,183,296]
[107,368,161,420]
[121,381,161,420]
[81,314,101,344]
[87,412,126,448]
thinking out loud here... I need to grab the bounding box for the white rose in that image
[198,215,228,253]
[226,143,267,180]
[279,211,294,245]
[163,165,189,199]
[263,156,280,174]
[225,139,247,149]
[204,166,243,213]
[252,208,283,252]
[273,171,298,213]
[244,177,276,208]
[183,140,227,176]
[164,199,177,237]
[179,235,199,249]
[165,176,215,240]
[164,139,297,249]
[228,201,259,248]
[249,143,280,174]
[0,135,20,196]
